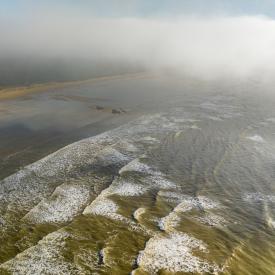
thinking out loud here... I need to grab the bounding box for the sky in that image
[1,1,275,84]
[1,0,275,18]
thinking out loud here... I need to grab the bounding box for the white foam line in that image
[137,232,221,274]
[111,180,149,197]
[148,174,177,189]
[157,190,187,204]
[119,158,177,191]
[158,212,181,232]
[119,158,153,175]
[159,191,220,211]
[133,208,146,221]
[23,183,90,224]
[0,231,80,275]
[246,135,265,143]
[83,177,155,236]
[194,213,227,227]
[95,147,132,167]
[243,192,275,203]
[159,195,220,231]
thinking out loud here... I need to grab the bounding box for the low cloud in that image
[1,13,275,84]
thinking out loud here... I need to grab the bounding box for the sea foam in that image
[137,232,221,274]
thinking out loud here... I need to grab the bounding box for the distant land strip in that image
[0,72,149,101]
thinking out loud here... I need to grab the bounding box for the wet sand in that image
[0,72,147,101]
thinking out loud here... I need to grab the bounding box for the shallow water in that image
[0,75,275,274]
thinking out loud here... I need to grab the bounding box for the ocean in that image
[0,74,275,274]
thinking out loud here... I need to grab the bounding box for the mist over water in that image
[1,12,275,85]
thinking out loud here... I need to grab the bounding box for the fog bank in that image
[1,15,275,85]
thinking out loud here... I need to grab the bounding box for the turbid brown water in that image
[0,74,275,274]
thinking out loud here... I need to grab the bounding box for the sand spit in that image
[0,72,147,101]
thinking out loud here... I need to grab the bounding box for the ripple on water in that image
[243,192,275,203]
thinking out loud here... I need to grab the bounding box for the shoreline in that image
[0,72,148,101]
